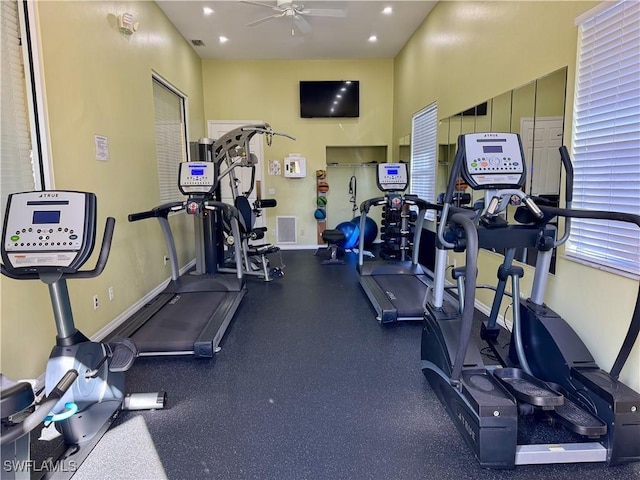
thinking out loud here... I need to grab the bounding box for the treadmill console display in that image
[377,163,408,192]
[179,162,216,195]
[461,133,526,190]
[2,191,96,272]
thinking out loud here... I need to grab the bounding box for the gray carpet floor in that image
[31,249,640,479]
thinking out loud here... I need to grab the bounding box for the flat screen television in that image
[299,81,359,118]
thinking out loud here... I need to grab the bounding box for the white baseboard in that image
[91,259,196,341]
[28,261,197,391]
[277,244,322,250]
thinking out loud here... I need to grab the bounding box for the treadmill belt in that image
[131,291,229,353]
[373,275,429,318]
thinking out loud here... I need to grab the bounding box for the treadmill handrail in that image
[128,201,185,222]
[357,195,440,267]
[359,197,386,214]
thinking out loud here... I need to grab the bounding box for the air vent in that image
[276,216,297,244]
[191,39,205,46]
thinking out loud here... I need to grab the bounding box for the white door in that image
[520,117,564,196]
[207,120,266,228]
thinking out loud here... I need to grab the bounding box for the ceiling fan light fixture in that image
[240,0,346,35]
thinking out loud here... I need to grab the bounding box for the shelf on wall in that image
[326,163,379,168]
[326,145,388,165]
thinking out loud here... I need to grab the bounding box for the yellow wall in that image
[393,0,638,390]
[0,1,204,380]
[201,59,394,245]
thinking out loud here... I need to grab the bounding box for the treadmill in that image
[356,163,439,324]
[110,161,246,357]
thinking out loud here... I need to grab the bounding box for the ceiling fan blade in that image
[239,1,283,12]
[299,8,347,18]
[292,14,312,35]
[246,12,287,27]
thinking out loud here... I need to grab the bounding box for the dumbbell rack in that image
[380,199,417,260]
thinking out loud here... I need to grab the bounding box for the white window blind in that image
[410,102,438,218]
[1,1,37,217]
[152,76,188,204]
[567,0,640,276]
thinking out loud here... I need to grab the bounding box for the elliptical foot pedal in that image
[493,368,564,408]
[545,382,607,438]
[550,397,607,438]
[108,338,138,372]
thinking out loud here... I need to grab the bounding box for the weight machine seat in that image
[248,244,280,256]
[234,197,277,246]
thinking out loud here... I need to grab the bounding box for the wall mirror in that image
[408,67,568,272]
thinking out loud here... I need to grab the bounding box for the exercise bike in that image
[1,190,166,478]
[421,132,640,468]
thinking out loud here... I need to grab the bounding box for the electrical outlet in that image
[108,286,114,301]
[163,255,169,266]
[93,295,99,310]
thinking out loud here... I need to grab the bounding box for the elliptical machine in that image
[421,132,640,468]
[1,191,165,477]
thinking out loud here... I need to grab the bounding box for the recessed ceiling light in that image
[203,7,214,15]
[219,36,228,44]
[383,7,393,15]
[368,35,378,42]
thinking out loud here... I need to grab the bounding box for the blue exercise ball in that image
[335,221,360,249]
[352,216,378,246]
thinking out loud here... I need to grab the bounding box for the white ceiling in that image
[155,1,437,60]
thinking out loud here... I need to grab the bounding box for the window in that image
[1,1,46,218]
[152,75,189,203]
[567,0,640,276]
[410,102,438,218]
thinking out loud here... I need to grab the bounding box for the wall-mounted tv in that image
[300,81,359,118]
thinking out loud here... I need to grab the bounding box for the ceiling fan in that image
[240,1,347,36]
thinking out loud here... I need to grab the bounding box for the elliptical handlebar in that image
[447,212,479,386]
[551,146,576,247]
[536,205,640,380]
[558,146,575,205]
